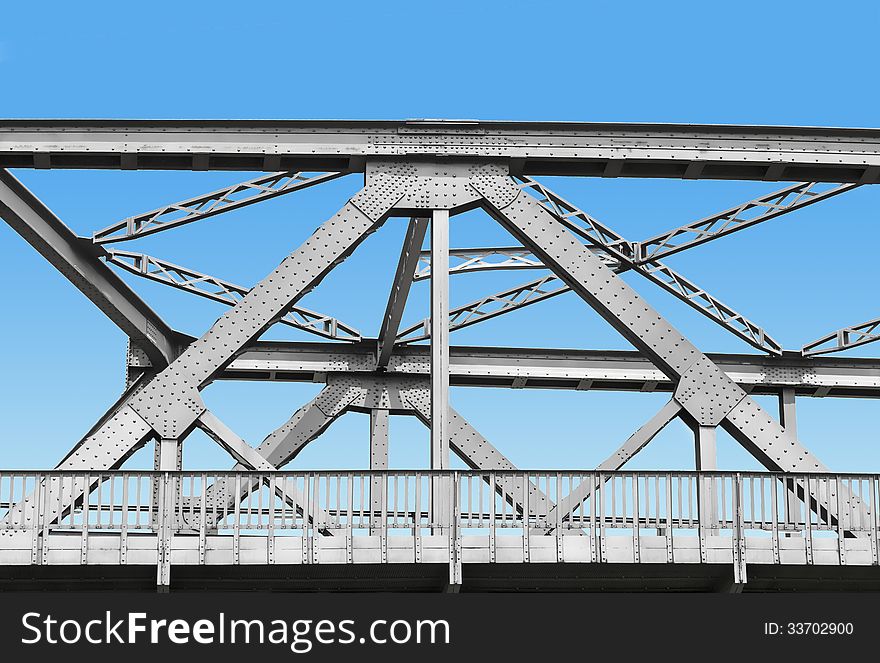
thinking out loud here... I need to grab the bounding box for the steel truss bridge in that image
[1,119,879,592]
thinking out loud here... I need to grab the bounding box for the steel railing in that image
[0,470,878,568]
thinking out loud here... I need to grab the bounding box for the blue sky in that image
[0,1,878,474]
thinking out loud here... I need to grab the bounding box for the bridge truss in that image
[1,120,879,592]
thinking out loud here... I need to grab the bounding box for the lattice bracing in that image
[635,182,859,263]
[93,171,345,243]
[516,176,784,355]
[802,316,880,357]
[106,250,362,342]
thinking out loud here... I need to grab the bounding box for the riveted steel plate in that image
[724,398,826,472]
[61,405,153,470]
[366,161,484,212]
[130,383,205,439]
[674,355,747,426]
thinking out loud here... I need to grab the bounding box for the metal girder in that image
[0,169,181,367]
[634,182,859,263]
[3,120,880,182]
[196,410,276,472]
[217,341,880,398]
[397,275,571,343]
[376,217,428,367]
[516,176,783,355]
[92,171,345,243]
[802,316,880,357]
[106,249,362,342]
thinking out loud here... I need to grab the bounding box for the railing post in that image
[665,473,674,564]
[632,474,640,564]
[597,472,606,563]
[555,473,563,563]
[198,473,206,566]
[733,473,747,586]
[873,476,880,566]
[414,472,422,564]
[522,473,530,564]
[156,471,173,591]
[836,474,846,566]
[448,471,462,590]
[81,473,90,566]
[120,474,129,566]
[30,476,42,565]
[697,473,708,564]
[344,473,353,564]
[233,473,242,566]
[770,475,780,564]
[269,474,277,565]
[804,475,814,565]
[380,473,388,564]
[489,471,496,563]
[302,474,311,565]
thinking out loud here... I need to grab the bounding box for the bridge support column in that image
[430,209,451,533]
[370,409,389,533]
[779,389,802,536]
[155,439,180,591]
[694,425,719,546]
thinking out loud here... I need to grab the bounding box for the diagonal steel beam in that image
[106,250,362,342]
[413,180,856,351]
[802,316,880,357]
[550,398,683,523]
[635,182,859,264]
[0,169,181,367]
[198,383,359,518]
[515,176,783,355]
[637,261,782,354]
[376,217,428,367]
[194,409,330,527]
[92,171,345,243]
[6,183,402,527]
[405,397,553,514]
[474,170,860,528]
[197,410,276,472]
[404,241,778,355]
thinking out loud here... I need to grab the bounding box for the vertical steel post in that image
[778,388,803,536]
[370,409,389,534]
[430,209,450,470]
[696,425,718,540]
[430,209,450,533]
[155,472,173,591]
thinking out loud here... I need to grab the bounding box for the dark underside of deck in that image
[2,563,880,592]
